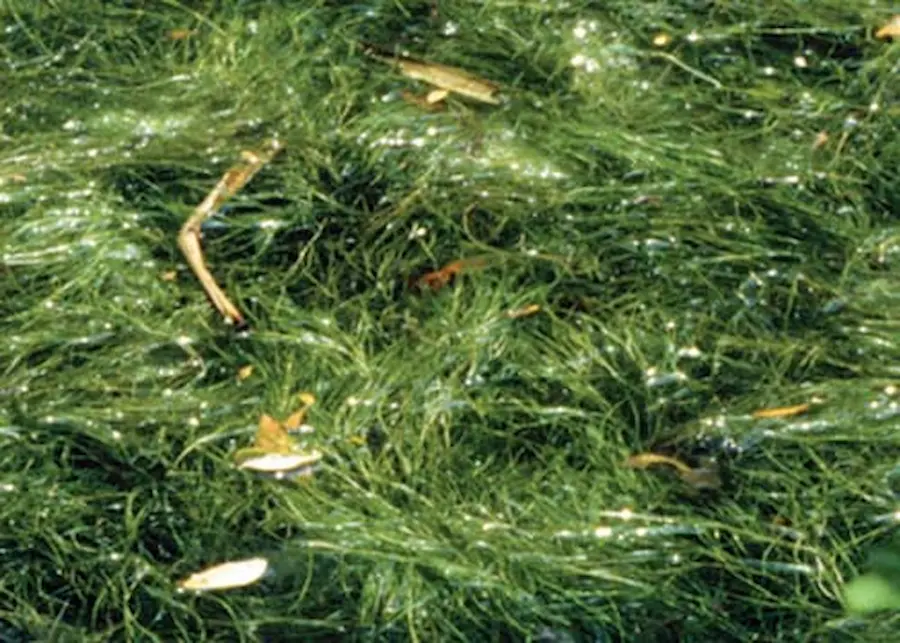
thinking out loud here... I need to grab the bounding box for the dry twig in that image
[177,139,283,325]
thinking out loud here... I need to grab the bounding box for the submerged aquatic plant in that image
[1,1,899,641]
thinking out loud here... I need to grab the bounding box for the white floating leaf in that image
[237,450,322,473]
[177,557,269,591]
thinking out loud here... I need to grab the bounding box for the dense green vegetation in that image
[2,1,899,640]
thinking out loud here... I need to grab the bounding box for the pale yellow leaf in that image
[177,557,269,591]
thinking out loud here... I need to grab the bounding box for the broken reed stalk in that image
[361,42,502,105]
[178,139,283,326]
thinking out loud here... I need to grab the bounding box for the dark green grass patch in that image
[2,0,899,640]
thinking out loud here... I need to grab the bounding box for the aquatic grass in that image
[3,0,900,640]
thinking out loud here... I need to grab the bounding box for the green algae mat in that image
[2,1,900,641]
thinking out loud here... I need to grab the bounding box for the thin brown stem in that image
[177,139,283,326]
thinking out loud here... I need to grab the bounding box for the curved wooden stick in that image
[178,140,283,326]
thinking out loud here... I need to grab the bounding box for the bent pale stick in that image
[178,140,283,325]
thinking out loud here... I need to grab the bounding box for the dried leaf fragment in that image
[297,391,317,407]
[253,413,293,453]
[751,402,810,419]
[505,304,541,319]
[811,131,829,150]
[283,392,316,431]
[234,398,322,475]
[400,90,447,112]
[426,89,450,104]
[363,44,501,105]
[876,15,900,40]
[626,452,690,472]
[625,452,721,490]
[168,28,195,41]
[413,257,488,292]
[177,557,269,591]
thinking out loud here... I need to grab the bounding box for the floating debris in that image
[751,402,810,420]
[505,304,541,319]
[811,130,829,150]
[177,557,269,591]
[282,392,316,431]
[178,139,283,326]
[1,173,27,185]
[400,89,447,112]
[625,452,722,490]
[412,256,488,292]
[876,16,900,40]
[234,395,322,476]
[362,43,502,105]
[168,28,195,41]
[237,450,322,473]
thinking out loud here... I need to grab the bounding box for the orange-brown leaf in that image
[282,409,306,431]
[254,414,292,453]
[283,393,316,430]
[414,257,488,292]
